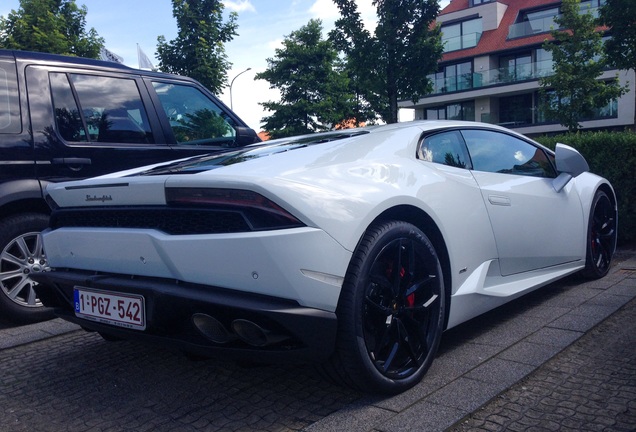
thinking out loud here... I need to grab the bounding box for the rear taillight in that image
[165,188,304,230]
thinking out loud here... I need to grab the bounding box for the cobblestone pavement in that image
[449,295,636,431]
[0,249,634,432]
[0,330,360,431]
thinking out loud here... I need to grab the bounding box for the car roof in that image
[0,49,191,82]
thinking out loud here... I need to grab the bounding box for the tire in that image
[0,213,55,324]
[581,190,617,279]
[323,220,445,394]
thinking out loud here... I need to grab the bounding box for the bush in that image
[535,131,636,245]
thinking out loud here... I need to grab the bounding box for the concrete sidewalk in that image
[305,249,636,432]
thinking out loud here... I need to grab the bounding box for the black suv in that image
[0,50,260,323]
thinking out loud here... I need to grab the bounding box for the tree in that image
[0,0,103,58]
[255,19,355,139]
[540,0,627,132]
[156,0,238,94]
[599,0,636,127]
[330,0,443,124]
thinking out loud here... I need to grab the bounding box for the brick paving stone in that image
[0,331,361,432]
[1,250,633,432]
[448,296,636,432]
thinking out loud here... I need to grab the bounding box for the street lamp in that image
[230,67,251,110]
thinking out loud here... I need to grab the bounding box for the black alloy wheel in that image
[582,190,617,279]
[325,220,445,394]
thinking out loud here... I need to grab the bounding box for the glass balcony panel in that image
[426,59,557,96]
[442,32,482,53]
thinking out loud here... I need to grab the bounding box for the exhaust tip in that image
[231,319,269,347]
[231,319,290,347]
[192,313,234,344]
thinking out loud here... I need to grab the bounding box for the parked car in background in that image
[0,49,259,323]
[32,121,617,394]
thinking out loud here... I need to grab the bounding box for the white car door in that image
[461,129,585,276]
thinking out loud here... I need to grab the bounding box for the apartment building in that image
[399,0,635,135]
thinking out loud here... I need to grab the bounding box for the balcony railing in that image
[508,16,557,39]
[442,32,482,53]
[427,59,554,95]
[508,6,600,39]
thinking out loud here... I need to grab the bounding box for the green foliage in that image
[540,0,627,132]
[156,0,237,94]
[256,19,355,139]
[330,0,443,124]
[172,109,230,143]
[0,0,104,58]
[600,0,636,72]
[535,131,636,244]
[599,0,636,127]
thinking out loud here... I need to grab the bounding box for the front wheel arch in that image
[324,219,446,394]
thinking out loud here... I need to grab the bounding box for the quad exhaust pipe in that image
[192,313,289,347]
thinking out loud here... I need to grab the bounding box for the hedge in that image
[535,131,636,245]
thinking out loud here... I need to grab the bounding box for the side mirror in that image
[235,126,261,146]
[553,143,590,192]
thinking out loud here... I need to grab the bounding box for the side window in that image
[50,73,154,144]
[0,59,21,133]
[152,81,236,146]
[50,73,87,142]
[461,129,556,178]
[418,130,471,169]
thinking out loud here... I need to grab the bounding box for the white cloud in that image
[308,0,340,20]
[225,0,256,13]
[309,0,378,34]
[267,38,284,51]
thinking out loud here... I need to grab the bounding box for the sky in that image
[1,0,450,131]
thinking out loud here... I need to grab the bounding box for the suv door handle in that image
[52,158,92,165]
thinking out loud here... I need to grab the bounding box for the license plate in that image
[74,287,146,330]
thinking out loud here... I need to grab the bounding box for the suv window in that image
[461,129,556,178]
[50,73,154,144]
[152,81,236,146]
[0,59,20,133]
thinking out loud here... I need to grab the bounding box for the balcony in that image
[508,16,557,39]
[442,32,482,53]
[508,6,601,39]
[427,59,554,95]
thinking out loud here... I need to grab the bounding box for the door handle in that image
[488,195,511,206]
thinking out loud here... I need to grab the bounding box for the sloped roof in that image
[439,0,560,62]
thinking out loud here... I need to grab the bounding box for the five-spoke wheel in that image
[325,220,445,394]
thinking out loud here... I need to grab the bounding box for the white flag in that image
[137,45,155,70]
[100,47,124,64]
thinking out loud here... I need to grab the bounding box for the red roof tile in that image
[439,0,561,62]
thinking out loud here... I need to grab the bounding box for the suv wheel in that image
[0,213,55,324]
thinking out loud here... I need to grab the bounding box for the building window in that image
[499,94,534,126]
[429,62,474,93]
[427,101,475,121]
[426,107,446,120]
[509,7,559,39]
[442,18,482,52]
[535,48,554,78]
[499,52,532,82]
[471,0,494,5]
[537,89,618,123]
